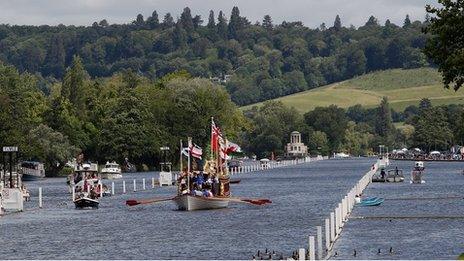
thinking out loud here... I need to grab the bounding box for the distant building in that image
[285,131,308,158]
[209,74,232,84]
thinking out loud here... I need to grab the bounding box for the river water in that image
[1,158,462,259]
[332,160,464,260]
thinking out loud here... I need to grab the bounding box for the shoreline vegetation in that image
[1,6,463,176]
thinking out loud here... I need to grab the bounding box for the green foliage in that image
[375,97,395,144]
[307,130,330,156]
[425,0,464,90]
[28,124,79,176]
[304,105,348,152]
[412,106,453,151]
[341,121,373,156]
[0,8,430,106]
[244,101,305,158]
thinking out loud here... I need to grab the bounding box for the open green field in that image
[241,68,464,113]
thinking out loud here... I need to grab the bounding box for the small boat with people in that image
[71,162,102,209]
[411,161,425,184]
[100,161,122,179]
[372,166,404,183]
[20,161,45,181]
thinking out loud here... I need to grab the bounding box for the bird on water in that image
[353,249,357,257]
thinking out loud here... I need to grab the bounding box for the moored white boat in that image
[174,194,229,211]
[20,161,45,181]
[100,161,122,179]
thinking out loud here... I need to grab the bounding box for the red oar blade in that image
[242,199,272,205]
[126,199,141,206]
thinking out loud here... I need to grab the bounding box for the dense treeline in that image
[0,7,430,105]
[0,59,247,176]
[243,98,463,158]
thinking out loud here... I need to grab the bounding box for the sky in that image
[0,0,438,28]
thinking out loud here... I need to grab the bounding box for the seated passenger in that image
[196,174,205,186]
[194,189,203,197]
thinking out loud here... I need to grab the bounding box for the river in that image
[1,158,462,259]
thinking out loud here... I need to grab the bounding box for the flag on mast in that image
[188,139,203,159]
[211,119,222,152]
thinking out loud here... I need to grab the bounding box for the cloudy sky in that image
[0,0,437,28]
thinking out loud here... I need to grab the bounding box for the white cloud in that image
[0,0,437,27]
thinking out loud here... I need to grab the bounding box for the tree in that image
[333,15,342,31]
[99,19,109,27]
[207,10,216,28]
[341,121,372,156]
[162,13,175,29]
[180,7,194,33]
[134,14,145,28]
[345,48,367,77]
[192,15,203,29]
[245,101,305,158]
[173,23,187,49]
[424,1,464,90]
[304,105,348,152]
[262,15,273,30]
[28,124,79,176]
[217,11,228,39]
[386,38,406,68]
[228,6,243,39]
[307,130,329,156]
[147,11,159,29]
[365,16,379,26]
[375,97,394,139]
[419,98,432,110]
[403,14,411,28]
[61,55,89,116]
[413,106,453,151]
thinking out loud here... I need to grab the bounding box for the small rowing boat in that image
[358,197,384,206]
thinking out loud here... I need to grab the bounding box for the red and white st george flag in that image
[226,141,242,154]
[188,139,203,159]
[220,138,242,159]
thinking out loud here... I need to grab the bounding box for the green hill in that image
[242,68,464,113]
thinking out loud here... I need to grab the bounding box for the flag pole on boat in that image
[187,137,191,193]
[179,139,183,181]
[211,117,214,159]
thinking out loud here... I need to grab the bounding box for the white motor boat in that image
[333,152,350,159]
[411,161,425,184]
[100,161,122,179]
[72,163,102,209]
[20,161,45,181]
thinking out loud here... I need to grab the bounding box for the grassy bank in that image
[242,68,464,113]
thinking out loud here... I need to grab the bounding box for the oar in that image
[230,197,272,205]
[126,196,176,206]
